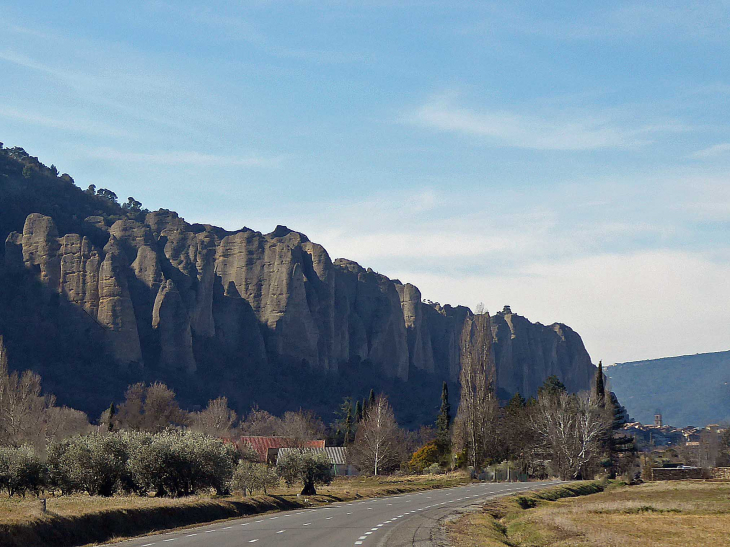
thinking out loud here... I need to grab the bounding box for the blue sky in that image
[2,1,730,367]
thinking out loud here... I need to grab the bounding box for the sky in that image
[1,1,730,368]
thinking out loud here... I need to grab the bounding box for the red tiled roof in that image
[233,436,325,462]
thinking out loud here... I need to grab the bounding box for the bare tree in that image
[279,409,326,446]
[454,312,500,468]
[0,337,49,448]
[240,405,282,436]
[530,391,610,480]
[116,382,190,432]
[190,397,238,437]
[350,395,401,475]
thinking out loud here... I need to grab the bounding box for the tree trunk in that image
[301,481,317,496]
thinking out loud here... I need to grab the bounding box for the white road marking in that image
[186,533,198,537]
[241,523,249,526]
[222,526,233,530]
[303,522,311,526]
[277,530,285,534]
[270,516,279,520]
[355,542,363,545]
[255,520,264,523]
[142,544,155,546]
[249,540,259,543]
[162,540,176,543]
[326,516,333,519]
[359,536,367,540]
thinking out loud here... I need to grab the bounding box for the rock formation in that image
[3,210,597,400]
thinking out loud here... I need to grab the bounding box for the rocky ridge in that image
[4,210,596,398]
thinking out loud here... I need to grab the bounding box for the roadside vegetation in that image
[447,480,730,547]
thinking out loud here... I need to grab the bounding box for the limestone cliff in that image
[3,210,597,401]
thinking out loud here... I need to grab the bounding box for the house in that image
[232,436,326,464]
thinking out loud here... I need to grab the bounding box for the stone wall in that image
[651,467,704,480]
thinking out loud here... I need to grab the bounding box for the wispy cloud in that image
[691,142,730,159]
[407,94,680,151]
[0,105,134,138]
[81,147,285,167]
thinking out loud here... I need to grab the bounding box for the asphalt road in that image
[104,480,560,547]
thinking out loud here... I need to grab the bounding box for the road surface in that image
[104,480,559,547]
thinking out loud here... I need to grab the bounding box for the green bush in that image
[128,430,237,497]
[276,451,332,495]
[47,433,129,496]
[408,441,440,473]
[0,445,46,497]
[231,461,279,495]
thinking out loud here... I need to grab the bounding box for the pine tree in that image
[435,382,451,449]
[355,400,362,422]
[368,389,375,410]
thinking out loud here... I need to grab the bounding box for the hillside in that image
[0,143,597,427]
[607,350,730,427]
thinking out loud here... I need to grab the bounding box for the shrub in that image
[48,433,129,496]
[426,462,442,474]
[232,461,279,496]
[408,441,440,473]
[276,450,332,495]
[128,430,237,497]
[0,445,46,497]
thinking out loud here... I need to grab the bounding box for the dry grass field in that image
[447,480,730,547]
[0,471,470,546]
[0,471,468,524]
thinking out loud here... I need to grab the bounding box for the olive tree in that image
[232,461,279,496]
[276,450,332,495]
[0,445,46,497]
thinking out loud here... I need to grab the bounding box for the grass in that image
[0,471,470,547]
[447,480,730,547]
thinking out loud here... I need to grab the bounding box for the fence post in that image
[40,498,47,513]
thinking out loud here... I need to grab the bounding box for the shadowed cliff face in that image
[4,211,596,401]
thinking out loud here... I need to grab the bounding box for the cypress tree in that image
[0,335,7,371]
[355,400,362,422]
[435,382,451,449]
[368,389,375,409]
[344,403,354,445]
[107,402,116,432]
[594,361,605,406]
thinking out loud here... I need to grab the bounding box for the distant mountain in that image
[606,350,730,427]
[0,143,597,427]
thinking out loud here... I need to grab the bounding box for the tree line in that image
[0,307,652,500]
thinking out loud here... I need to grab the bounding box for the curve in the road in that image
[104,480,560,547]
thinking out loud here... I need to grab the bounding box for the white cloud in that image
[80,147,284,167]
[407,95,677,151]
[395,250,730,367]
[691,142,730,159]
